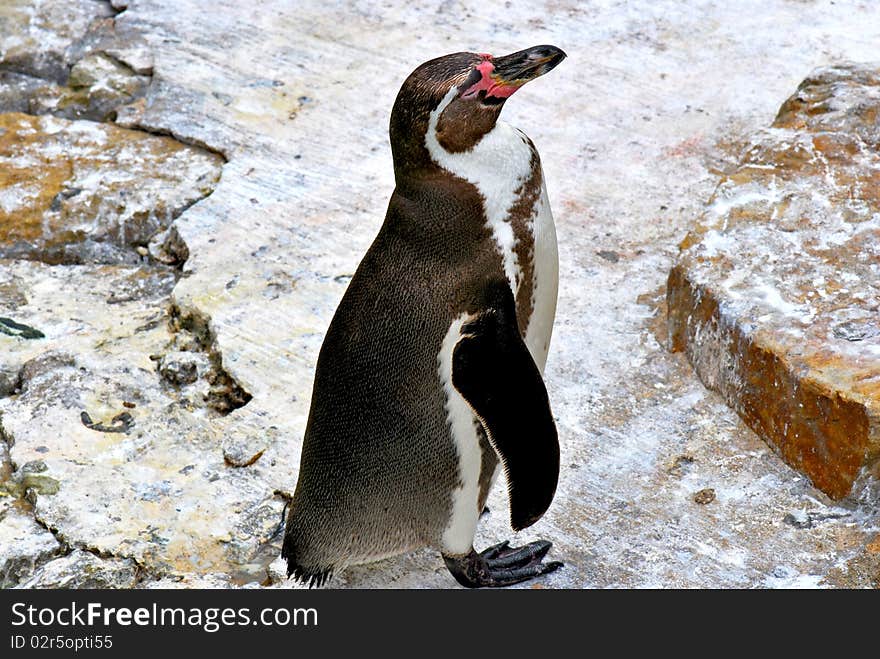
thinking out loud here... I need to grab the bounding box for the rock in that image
[0,270,28,310]
[265,556,288,586]
[104,46,154,76]
[596,250,620,263]
[0,441,62,586]
[16,549,138,588]
[22,472,61,496]
[104,267,176,305]
[21,460,47,474]
[147,227,189,266]
[693,488,716,505]
[139,572,235,589]
[667,63,880,500]
[822,533,880,588]
[18,352,76,392]
[0,71,60,114]
[0,2,153,121]
[0,509,61,587]
[0,0,115,83]
[221,496,286,579]
[19,461,61,496]
[158,351,210,386]
[52,52,150,121]
[0,369,17,397]
[0,112,223,265]
[113,96,147,128]
[0,256,277,582]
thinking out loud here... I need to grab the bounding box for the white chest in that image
[426,89,558,371]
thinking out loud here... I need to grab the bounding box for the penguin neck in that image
[424,87,535,195]
[423,87,538,296]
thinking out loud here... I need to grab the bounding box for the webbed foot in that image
[442,540,562,588]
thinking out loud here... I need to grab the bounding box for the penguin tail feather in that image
[288,563,334,589]
[281,538,334,588]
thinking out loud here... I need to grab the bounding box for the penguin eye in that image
[458,68,484,99]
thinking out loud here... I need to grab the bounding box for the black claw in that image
[486,540,552,569]
[479,540,510,560]
[443,539,562,588]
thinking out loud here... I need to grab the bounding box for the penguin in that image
[282,45,566,588]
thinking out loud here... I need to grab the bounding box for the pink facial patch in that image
[461,59,521,100]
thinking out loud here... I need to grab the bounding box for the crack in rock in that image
[0,1,116,84]
[0,0,223,272]
[160,306,253,416]
[24,504,161,587]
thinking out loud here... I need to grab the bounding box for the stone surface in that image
[139,572,239,589]
[0,503,61,587]
[158,350,210,386]
[2,0,880,589]
[0,58,150,122]
[0,259,278,581]
[668,64,880,500]
[0,0,115,83]
[0,442,62,587]
[0,1,154,121]
[16,549,138,588]
[0,112,223,265]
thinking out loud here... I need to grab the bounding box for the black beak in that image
[492,45,567,85]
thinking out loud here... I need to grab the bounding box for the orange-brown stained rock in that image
[0,112,222,264]
[0,119,72,245]
[668,63,880,500]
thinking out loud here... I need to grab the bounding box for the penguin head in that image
[390,45,566,177]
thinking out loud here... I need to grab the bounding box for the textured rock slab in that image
[0,504,61,587]
[1,442,61,587]
[0,260,281,580]
[139,572,238,589]
[0,1,152,121]
[0,78,261,582]
[668,63,880,499]
[16,549,138,588]
[0,0,115,83]
[0,112,222,264]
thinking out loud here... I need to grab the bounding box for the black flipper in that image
[451,281,559,531]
